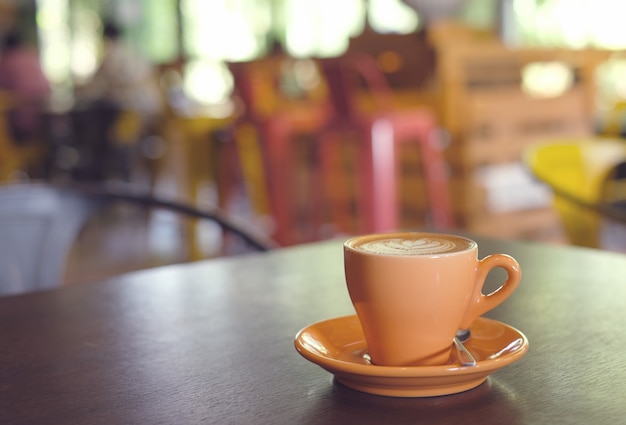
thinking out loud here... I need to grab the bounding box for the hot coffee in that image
[347,233,475,256]
[344,231,521,366]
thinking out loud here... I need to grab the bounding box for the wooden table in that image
[2,236,626,424]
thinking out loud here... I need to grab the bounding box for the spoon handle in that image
[454,337,477,367]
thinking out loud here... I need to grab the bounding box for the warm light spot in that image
[521,61,573,98]
[368,0,418,33]
[377,51,403,74]
[513,0,626,49]
[183,59,233,105]
[283,0,365,57]
[291,59,321,90]
[597,58,626,104]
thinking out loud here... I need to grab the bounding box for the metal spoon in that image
[362,329,476,366]
[454,329,476,367]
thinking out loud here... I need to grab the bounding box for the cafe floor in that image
[61,134,345,286]
[63,197,189,285]
[61,138,211,285]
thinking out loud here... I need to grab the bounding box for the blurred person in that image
[76,21,163,124]
[74,21,164,181]
[0,30,51,142]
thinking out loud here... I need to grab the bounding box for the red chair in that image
[315,54,454,234]
[226,58,330,246]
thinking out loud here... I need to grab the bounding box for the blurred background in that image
[2,0,626,285]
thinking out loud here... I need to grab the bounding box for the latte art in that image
[356,237,469,256]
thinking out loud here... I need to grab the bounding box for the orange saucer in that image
[294,315,528,397]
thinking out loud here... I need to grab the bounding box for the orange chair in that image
[314,54,454,235]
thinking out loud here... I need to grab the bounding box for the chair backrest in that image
[346,28,436,91]
[0,183,278,297]
[317,53,394,122]
[227,56,327,123]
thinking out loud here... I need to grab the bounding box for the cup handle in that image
[458,254,521,330]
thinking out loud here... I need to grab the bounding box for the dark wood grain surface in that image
[2,236,626,424]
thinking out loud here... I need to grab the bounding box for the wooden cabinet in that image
[433,42,610,242]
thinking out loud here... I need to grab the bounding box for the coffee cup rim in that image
[344,232,477,257]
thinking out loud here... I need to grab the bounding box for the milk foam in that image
[356,236,468,256]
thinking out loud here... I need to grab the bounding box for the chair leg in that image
[386,111,454,231]
[314,130,354,238]
[263,118,297,245]
[355,114,454,234]
[234,123,271,218]
[357,118,398,233]
[419,128,454,229]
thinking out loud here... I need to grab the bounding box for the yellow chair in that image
[524,138,626,248]
[168,112,273,259]
[0,91,47,182]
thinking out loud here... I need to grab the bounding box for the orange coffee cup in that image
[344,232,521,367]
